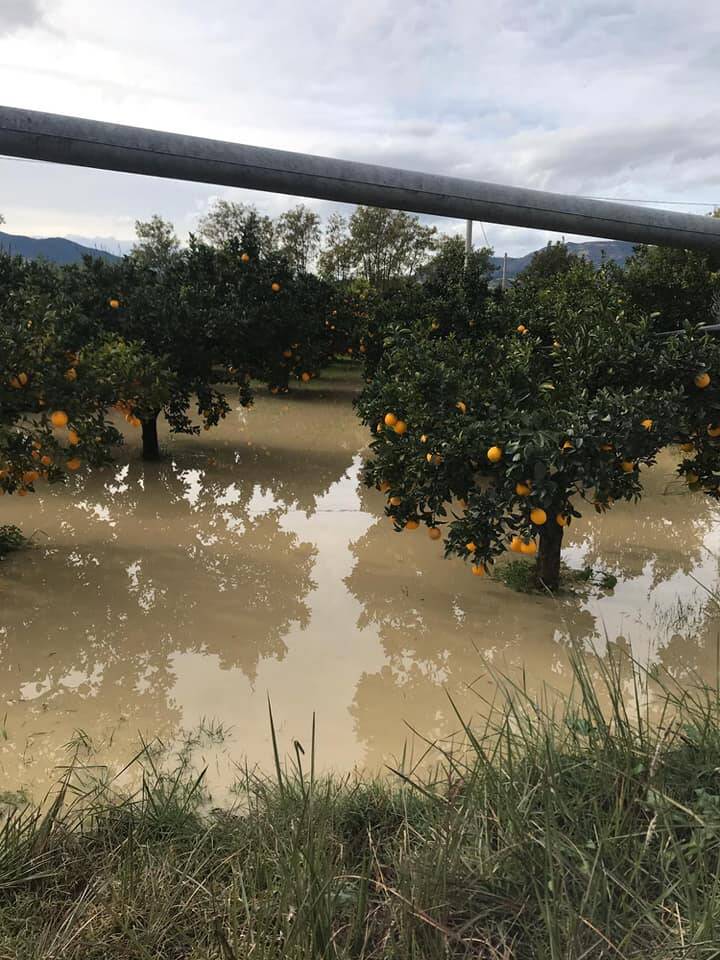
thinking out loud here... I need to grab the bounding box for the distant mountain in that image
[0,230,120,265]
[489,240,636,282]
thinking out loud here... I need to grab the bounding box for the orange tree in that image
[357,257,720,591]
[619,243,720,332]
[358,237,500,379]
[79,221,342,456]
[0,252,153,502]
[64,240,256,460]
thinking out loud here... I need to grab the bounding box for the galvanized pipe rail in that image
[1,105,720,253]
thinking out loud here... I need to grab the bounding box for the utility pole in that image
[501,252,508,290]
[465,219,473,268]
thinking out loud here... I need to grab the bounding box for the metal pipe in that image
[2,105,720,252]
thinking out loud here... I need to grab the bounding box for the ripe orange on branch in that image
[50,411,69,428]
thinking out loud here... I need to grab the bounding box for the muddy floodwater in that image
[2,366,720,798]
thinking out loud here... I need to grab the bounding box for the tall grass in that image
[1,649,720,958]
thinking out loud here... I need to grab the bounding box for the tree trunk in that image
[535,521,564,591]
[141,413,160,461]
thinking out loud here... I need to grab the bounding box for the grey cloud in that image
[0,0,43,36]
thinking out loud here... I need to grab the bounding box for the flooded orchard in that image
[1,366,720,798]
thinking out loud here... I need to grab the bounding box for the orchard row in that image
[1,217,369,497]
[3,200,720,592]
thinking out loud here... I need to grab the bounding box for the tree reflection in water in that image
[0,373,361,792]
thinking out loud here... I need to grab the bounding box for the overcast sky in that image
[1,0,719,256]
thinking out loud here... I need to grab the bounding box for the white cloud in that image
[1,0,719,255]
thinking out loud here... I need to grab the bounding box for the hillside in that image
[0,229,636,275]
[0,231,120,265]
[489,239,636,281]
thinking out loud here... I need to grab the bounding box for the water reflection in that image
[1,369,720,795]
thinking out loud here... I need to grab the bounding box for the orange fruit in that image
[22,470,39,484]
[405,519,419,530]
[552,340,561,348]
[520,540,537,555]
[556,514,568,527]
[640,418,653,431]
[517,324,527,334]
[426,453,434,463]
[65,368,77,382]
[40,455,52,466]
[241,253,250,264]
[271,282,281,293]
[708,425,720,438]
[17,488,29,497]
[68,429,80,446]
[428,527,442,540]
[394,420,408,435]
[9,376,21,389]
[129,416,141,427]
[695,372,711,389]
[301,372,311,383]
[50,410,69,428]
[487,446,503,463]
[456,401,467,414]
[680,442,695,452]
[109,298,120,309]
[510,536,523,553]
[384,412,398,427]
[562,440,573,451]
[530,508,547,525]
[282,349,293,359]
[389,496,402,506]
[66,458,82,471]
[18,372,28,386]
[471,564,485,577]
[621,461,635,473]
[420,434,428,443]
[600,443,613,452]
[379,480,391,493]
[515,482,531,496]
[465,541,477,552]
